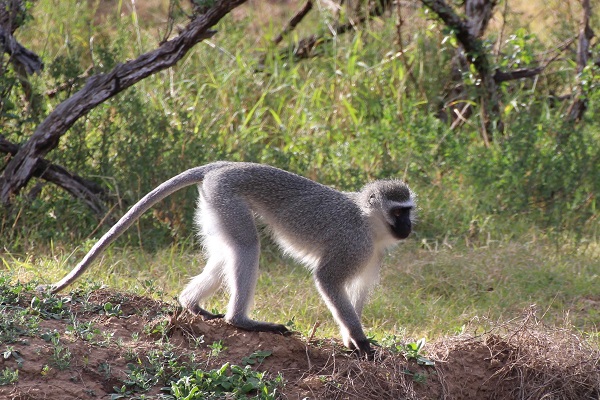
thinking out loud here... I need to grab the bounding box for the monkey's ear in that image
[368,193,376,205]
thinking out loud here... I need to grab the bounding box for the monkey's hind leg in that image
[179,254,226,320]
[223,244,289,334]
[220,207,289,335]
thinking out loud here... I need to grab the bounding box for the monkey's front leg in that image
[314,267,374,359]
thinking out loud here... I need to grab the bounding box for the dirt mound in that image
[429,308,600,399]
[1,288,599,399]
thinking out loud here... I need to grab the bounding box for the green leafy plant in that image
[41,330,72,370]
[189,334,205,349]
[40,365,51,376]
[380,337,434,384]
[66,318,100,341]
[208,340,227,357]
[402,338,426,360]
[2,347,24,367]
[30,295,71,319]
[0,368,19,386]
[112,347,193,397]
[382,336,435,366]
[241,350,273,366]
[102,302,123,317]
[122,363,156,392]
[144,318,170,339]
[0,309,40,343]
[0,276,34,304]
[169,363,283,399]
[98,362,112,380]
[111,385,134,400]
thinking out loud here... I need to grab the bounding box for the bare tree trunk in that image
[568,0,594,122]
[0,0,44,112]
[272,0,313,46]
[422,0,501,143]
[0,0,248,206]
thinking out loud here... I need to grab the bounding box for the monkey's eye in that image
[391,207,411,217]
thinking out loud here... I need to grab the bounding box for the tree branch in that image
[0,135,108,216]
[0,0,248,205]
[273,0,313,45]
[493,67,545,83]
[282,0,392,60]
[0,24,43,75]
[568,0,594,122]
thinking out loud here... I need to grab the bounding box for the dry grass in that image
[316,305,600,399]
[429,305,600,399]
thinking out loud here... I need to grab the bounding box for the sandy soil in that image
[1,289,599,399]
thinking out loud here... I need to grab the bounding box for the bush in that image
[2,1,598,250]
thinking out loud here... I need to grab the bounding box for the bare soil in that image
[1,289,599,399]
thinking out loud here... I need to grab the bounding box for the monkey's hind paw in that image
[271,323,293,336]
[251,322,290,335]
[229,319,292,336]
[187,305,225,320]
[201,311,225,321]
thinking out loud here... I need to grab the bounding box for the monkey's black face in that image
[390,207,412,239]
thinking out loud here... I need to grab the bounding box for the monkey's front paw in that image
[348,338,375,360]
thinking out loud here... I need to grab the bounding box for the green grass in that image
[1,0,599,352]
[4,233,599,345]
[2,1,599,398]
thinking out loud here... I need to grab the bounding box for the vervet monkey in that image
[40,162,416,357]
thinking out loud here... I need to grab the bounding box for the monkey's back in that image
[200,162,373,266]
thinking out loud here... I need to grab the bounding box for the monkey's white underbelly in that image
[273,234,321,271]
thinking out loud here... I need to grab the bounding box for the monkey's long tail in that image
[44,165,217,293]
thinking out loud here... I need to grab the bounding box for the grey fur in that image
[40,162,416,358]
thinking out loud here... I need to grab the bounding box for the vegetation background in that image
[1,0,599,344]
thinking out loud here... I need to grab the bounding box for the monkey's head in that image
[360,180,416,240]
